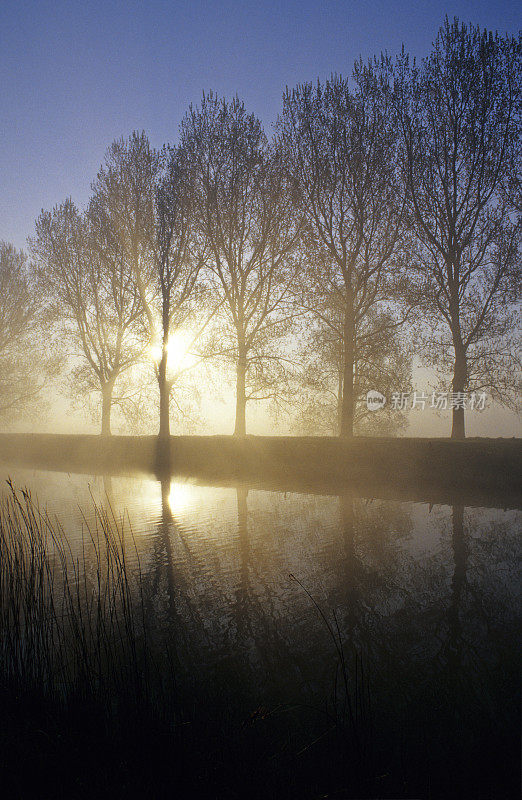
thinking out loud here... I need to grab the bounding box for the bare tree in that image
[89,131,161,346]
[395,19,521,438]
[92,133,211,438]
[501,47,522,216]
[0,242,44,420]
[295,304,412,435]
[32,199,144,435]
[154,146,207,439]
[278,65,412,438]
[181,93,301,435]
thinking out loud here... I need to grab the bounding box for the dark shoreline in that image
[1,432,521,509]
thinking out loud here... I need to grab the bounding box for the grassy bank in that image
[0,433,521,508]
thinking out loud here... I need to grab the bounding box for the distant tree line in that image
[2,19,520,439]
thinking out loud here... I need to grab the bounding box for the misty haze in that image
[0,3,520,799]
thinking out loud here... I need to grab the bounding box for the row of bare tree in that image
[1,19,520,439]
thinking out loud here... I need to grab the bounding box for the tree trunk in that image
[100,379,114,437]
[337,368,344,435]
[158,342,170,440]
[451,341,467,440]
[234,345,247,436]
[340,300,356,438]
[156,341,171,474]
[448,263,467,440]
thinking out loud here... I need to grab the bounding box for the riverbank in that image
[0,433,521,508]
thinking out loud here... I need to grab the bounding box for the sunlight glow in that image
[168,481,197,513]
[148,330,199,372]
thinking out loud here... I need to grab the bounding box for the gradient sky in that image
[1,0,520,251]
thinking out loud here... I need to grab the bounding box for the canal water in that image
[1,466,520,797]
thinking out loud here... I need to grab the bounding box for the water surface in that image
[1,466,520,797]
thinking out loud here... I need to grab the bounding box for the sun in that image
[166,331,195,366]
[148,330,198,371]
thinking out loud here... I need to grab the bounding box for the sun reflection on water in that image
[168,481,198,514]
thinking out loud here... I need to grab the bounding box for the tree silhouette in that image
[33,199,144,435]
[395,19,521,437]
[181,93,301,435]
[294,300,412,435]
[0,242,44,420]
[278,66,412,438]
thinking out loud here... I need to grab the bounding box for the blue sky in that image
[1,0,520,250]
